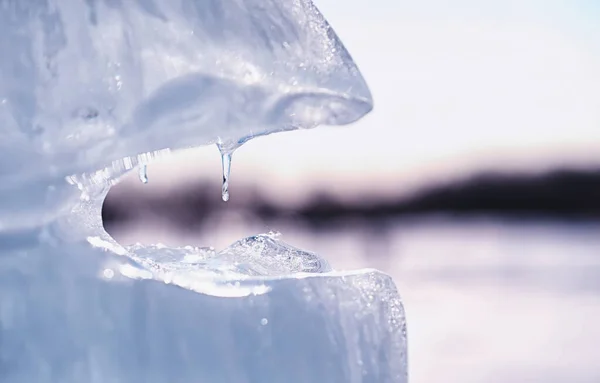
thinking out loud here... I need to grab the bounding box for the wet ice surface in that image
[123,233,332,296]
[128,233,330,277]
[0,0,372,199]
[217,232,331,275]
[2,238,408,383]
[0,0,408,381]
[113,217,600,383]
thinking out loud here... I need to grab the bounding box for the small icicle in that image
[138,165,148,184]
[220,152,231,202]
[218,140,241,202]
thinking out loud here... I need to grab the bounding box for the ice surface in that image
[1,240,407,382]
[122,233,332,295]
[0,0,406,382]
[1,230,407,382]
[217,232,332,275]
[0,0,373,227]
[0,0,372,207]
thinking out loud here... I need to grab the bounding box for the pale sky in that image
[145,0,600,202]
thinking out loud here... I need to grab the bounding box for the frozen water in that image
[0,0,373,226]
[0,0,372,218]
[1,241,408,382]
[123,233,331,294]
[219,150,232,202]
[0,0,406,382]
[138,164,149,184]
[0,231,408,382]
[215,232,332,276]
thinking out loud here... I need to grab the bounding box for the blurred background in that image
[102,1,600,382]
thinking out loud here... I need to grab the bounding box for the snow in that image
[0,1,406,382]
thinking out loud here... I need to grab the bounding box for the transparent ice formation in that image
[217,232,332,275]
[0,1,407,382]
[123,233,332,296]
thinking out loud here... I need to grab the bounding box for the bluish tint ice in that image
[122,233,331,295]
[219,149,233,202]
[138,164,149,184]
[217,232,332,276]
[0,0,406,382]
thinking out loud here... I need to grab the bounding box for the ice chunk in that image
[0,0,407,381]
[0,241,407,383]
[217,232,332,276]
[122,233,331,294]
[0,0,373,228]
[0,0,373,196]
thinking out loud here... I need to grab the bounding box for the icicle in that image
[138,165,148,184]
[217,141,240,202]
[220,152,231,202]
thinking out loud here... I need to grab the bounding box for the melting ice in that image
[138,165,149,184]
[0,0,406,381]
[127,232,330,279]
[220,150,232,202]
[123,233,331,296]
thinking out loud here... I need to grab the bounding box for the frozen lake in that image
[112,217,600,383]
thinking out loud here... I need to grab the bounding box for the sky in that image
[145,0,600,202]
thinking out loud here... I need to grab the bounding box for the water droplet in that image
[261,318,268,326]
[217,141,241,202]
[220,151,232,202]
[139,165,148,184]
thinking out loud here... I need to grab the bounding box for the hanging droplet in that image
[217,140,241,202]
[220,152,231,202]
[138,165,148,184]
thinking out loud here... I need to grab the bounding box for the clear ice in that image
[139,165,149,184]
[0,1,407,382]
[124,233,333,296]
[220,151,232,202]
[216,232,332,276]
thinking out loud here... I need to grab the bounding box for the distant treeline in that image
[103,168,600,232]
[294,169,600,222]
